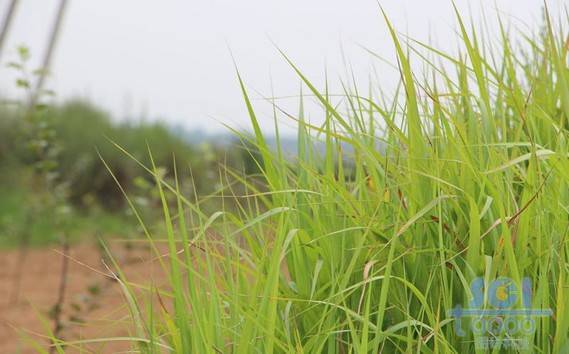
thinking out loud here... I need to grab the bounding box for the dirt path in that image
[0,241,167,353]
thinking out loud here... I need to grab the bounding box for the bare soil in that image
[0,241,168,353]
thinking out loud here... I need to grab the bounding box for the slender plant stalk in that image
[8,214,31,305]
[49,233,70,354]
[0,0,19,59]
[31,0,68,107]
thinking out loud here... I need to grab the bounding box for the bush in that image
[35,101,206,209]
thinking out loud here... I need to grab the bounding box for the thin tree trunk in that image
[9,216,30,305]
[0,0,19,59]
[49,233,70,354]
[31,0,68,107]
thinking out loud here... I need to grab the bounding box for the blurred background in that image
[0,0,565,250]
[0,0,565,245]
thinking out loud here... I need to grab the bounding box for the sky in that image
[0,0,565,134]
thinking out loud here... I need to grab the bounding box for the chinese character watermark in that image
[448,277,552,350]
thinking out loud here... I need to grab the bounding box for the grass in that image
[53,7,569,354]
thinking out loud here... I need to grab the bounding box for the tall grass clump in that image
[70,8,569,354]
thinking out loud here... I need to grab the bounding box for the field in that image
[0,242,167,353]
[2,4,569,354]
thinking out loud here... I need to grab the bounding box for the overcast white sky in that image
[0,0,565,134]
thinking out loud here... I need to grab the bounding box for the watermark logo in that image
[448,277,552,350]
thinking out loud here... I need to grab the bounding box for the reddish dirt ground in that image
[0,241,168,353]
